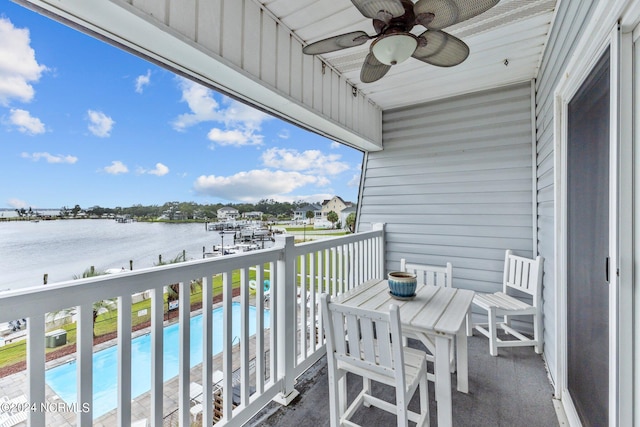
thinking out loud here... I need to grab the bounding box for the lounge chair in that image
[0,395,28,427]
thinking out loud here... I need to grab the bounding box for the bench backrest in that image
[503,249,544,304]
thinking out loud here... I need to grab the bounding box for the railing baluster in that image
[118,293,132,426]
[269,261,277,384]
[222,271,233,422]
[77,302,93,426]
[202,275,214,427]
[240,268,250,406]
[318,250,324,297]
[255,265,265,393]
[178,280,190,426]
[150,286,164,426]
[300,255,308,357]
[27,313,45,427]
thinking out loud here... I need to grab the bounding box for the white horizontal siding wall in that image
[359,83,534,295]
[534,0,599,383]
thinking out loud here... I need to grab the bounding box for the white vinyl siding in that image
[534,0,599,382]
[359,83,534,295]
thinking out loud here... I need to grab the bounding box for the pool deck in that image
[0,294,266,426]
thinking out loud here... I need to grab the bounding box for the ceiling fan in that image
[302,0,500,83]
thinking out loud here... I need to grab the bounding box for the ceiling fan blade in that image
[414,0,499,30]
[412,30,469,67]
[360,53,392,83]
[302,31,370,55]
[351,0,405,19]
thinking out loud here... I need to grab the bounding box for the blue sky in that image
[0,2,363,210]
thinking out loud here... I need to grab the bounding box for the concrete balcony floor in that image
[249,334,560,427]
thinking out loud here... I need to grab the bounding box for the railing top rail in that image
[289,228,384,257]
[0,245,283,322]
[0,229,384,322]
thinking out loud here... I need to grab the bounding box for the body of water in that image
[0,219,232,291]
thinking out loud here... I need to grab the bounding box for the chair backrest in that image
[400,258,453,287]
[320,293,406,386]
[502,249,544,303]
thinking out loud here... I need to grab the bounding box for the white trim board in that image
[552,12,636,425]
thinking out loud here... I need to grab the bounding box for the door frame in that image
[553,24,621,426]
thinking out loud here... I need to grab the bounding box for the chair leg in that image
[488,307,498,356]
[395,381,409,427]
[327,368,341,427]
[363,377,372,407]
[534,312,543,354]
[419,364,429,427]
[338,373,347,416]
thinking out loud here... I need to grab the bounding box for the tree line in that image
[55,199,316,220]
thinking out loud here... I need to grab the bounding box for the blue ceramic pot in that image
[388,272,417,297]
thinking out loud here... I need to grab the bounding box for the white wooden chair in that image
[472,250,544,356]
[400,259,461,376]
[400,259,452,288]
[320,293,429,427]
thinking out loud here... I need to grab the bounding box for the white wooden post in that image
[77,303,93,426]
[178,280,191,427]
[27,314,45,427]
[117,294,132,426]
[273,234,300,405]
[201,275,214,427]
[150,286,164,426]
[373,223,386,278]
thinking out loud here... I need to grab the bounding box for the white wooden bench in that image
[471,250,544,356]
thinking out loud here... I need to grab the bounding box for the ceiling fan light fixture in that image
[371,33,417,65]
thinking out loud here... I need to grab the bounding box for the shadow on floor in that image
[248,334,559,426]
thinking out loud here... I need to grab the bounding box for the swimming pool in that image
[45,302,270,419]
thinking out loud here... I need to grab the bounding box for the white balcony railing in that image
[0,224,385,426]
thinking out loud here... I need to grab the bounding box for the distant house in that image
[293,204,322,223]
[339,205,357,229]
[243,211,263,220]
[217,206,240,220]
[321,196,353,219]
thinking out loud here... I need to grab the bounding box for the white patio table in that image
[332,278,474,427]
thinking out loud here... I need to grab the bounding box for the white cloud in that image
[87,110,115,137]
[193,169,321,202]
[171,78,220,130]
[7,198,28,209]
[148,162,169,176]
[330,141,340,149]
[207,128,263,147]
[348,173,361,187]
[261,148,350,175]
[21,151,77,164]
[103,160,128,175]
[135,69,151,94]
[218,97,269,131]
[277,129,290,139]
[0,18,47,106]
[171,78,270,146]
[9,108,45,134]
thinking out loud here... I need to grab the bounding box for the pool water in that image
[45,302,270,419]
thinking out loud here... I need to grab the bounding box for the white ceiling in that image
[256,0,557,110]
